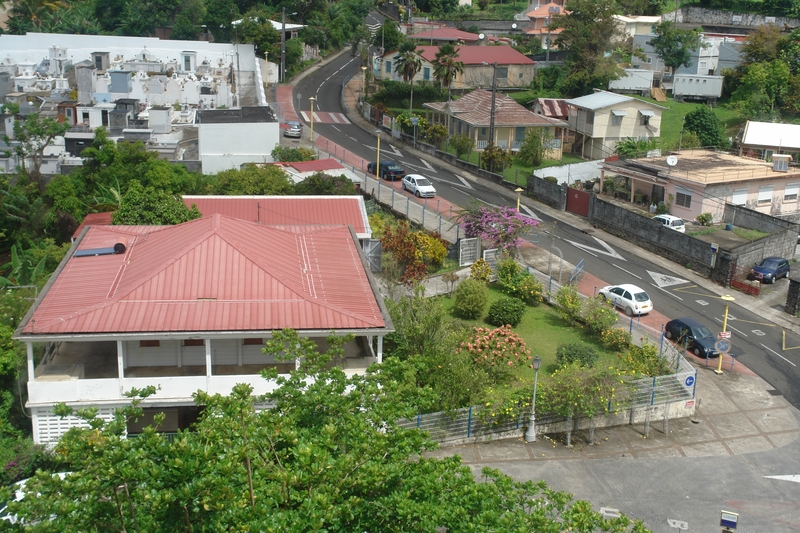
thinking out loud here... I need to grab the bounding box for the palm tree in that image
[432,43,464,102]
[8,0,67,32]
[394,41,423,114]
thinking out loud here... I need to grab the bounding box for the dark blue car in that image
[665,317,719,358]
[749,257,791,284]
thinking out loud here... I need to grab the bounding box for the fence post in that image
[660,328,664,356]
[663,404,669,435]
[406,196,410,218]
[391,187,394,208]
[439,215,442,234]
[378,179,382,203]
[422,205,426,226]
[629,317,633,334]
[650,376,657,405]
[467,407,473,438]
[417,413,421,428]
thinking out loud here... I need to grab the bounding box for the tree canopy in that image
[6,343,649,532]
[648,21,703,70]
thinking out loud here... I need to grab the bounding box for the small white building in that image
[197,106,280,174]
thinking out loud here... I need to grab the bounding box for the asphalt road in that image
[292,29,800,411]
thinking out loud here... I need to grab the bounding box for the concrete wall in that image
[527,175,566,211]
[722,203,800,237]
[664,7,800,27]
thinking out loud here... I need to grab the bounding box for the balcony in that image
[28,339,377,406]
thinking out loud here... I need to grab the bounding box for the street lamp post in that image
[525,355,542,442]
[361,65,367,101]
[515,187,524,212]
[375,129,382,179]
[309,96,316,143]
[716,294,735,375]
[411,116,418,149]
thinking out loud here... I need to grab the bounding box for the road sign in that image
[718,331,731,339]
[684,375,695,387]
[715,339,732,354]
[720,510,739,529]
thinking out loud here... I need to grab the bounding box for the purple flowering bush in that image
[456,205,538,252]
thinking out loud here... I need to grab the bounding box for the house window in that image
[423,67,430,80]
[457,122,462,133]
[675,188,692,208]
[385,61,391,73]
[639,109,654,126]
[785,183,799,202]
[243,338,263,345]
[481,127,486,135]
[183,339,205,347]
[732,188,748,206]
[515,127,525,141]
[585,111,594,125]
[611,110,626,126]
[758,185,774,205]
[139,340,160,348]
[498,67,509,82]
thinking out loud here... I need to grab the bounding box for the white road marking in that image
[420,159,436,172]
[696,300,710,306]
[454,174,473,189]
[761,343,796,367]
[648,271,690,288]
[713,317,748,337]
[389,145,403,156]
[612,264,642,279]
[764,475,800,483]
[520,205,541,221]
[564,236,625,260]
[650,284,684,301]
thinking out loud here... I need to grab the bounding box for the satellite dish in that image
[666,155,678,167]
[479,33,485,40]
[511,23,517,29]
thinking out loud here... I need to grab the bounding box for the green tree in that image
[649,21,703,71]
[7,355,650,531]
[211,165,294,195]
[3,113,69,190]
[450,133,473,159]
[551,0,624,97]
[425,123,448,148]
[371,19,404,53]
[237,6,281,57]
[432,43,464,102]
[741,23,783,64]
[6,0,67,33]
[293,172,358,195]
[683,106,726,148]
[516,129,547,167]
[112,181,202,225]
[732,60,790,118]
[394,41,423,113]
[479,142,512,173]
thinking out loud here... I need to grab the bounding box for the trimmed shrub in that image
[469,258,493,283]
[556,342,599,368]
[696,213,713,226]
[581,296,619,335]
[555,284,581,323]
[600,328,632,351]
[453,278,488,319]
[486,296,526,327]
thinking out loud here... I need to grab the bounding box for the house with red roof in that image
[406,27,496,46]
[424,89,567,156]
[377,45,535,90]
[15,214,392,445]
[525,2,567,50]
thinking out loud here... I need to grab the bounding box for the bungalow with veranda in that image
[15,213,393,445]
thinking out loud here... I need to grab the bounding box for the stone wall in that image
[787,279,800,316]
[527,175,566,211]
[664,7,800,27]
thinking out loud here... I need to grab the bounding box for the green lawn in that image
[437,285,620,376]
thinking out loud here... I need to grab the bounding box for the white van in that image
[653,214,685,233]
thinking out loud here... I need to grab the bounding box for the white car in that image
[653,214,685,233]
[401,174,436,198]
[598,284,653,316]
[1,472,71,524]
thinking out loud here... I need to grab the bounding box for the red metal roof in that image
[535,98,571,119]
[415,46,533,66]
[183,195,370,235]
[289,159,346,172]
[408,27,481,42]
[20,215,386,336]
[72,212,114,239]
[425,89,566,128]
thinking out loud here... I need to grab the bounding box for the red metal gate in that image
[566,187,590,217]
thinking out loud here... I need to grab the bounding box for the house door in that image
[566,186,590,217]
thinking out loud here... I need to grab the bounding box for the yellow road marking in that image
[782,331,800,351]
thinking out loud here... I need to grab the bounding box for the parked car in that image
[748,257,791,284]
[401,174,436,198]
[283,121,302,138]
[598,283,653,316]
[653,214,685,233]
[664,317,719,358]
[367,160,405,181]
[1,472,71,524]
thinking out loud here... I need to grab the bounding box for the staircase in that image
[651,87,667,102]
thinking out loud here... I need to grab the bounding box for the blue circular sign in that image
[685,375,695,387]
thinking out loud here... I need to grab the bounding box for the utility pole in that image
[489,61,497,148]
[281,7,286,83]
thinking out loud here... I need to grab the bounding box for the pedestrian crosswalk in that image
[367,23,381,38]
[299,111,351,124]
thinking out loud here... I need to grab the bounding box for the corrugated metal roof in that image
[416,45,534,66]
[182,196,371,237]
[565,90,634,110]
[425,89,566,128]
[18,215,386,336]
[289,158,346,172]
[72,212,114,239]
[741,121,800,151]
[408,27,481,42]
[535,98,570,119]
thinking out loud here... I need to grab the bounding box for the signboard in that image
[720,510,739,529]
[718,331,731,339]
[711,242,719,253]
[715,339,732,354]
[684,376,695,388]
